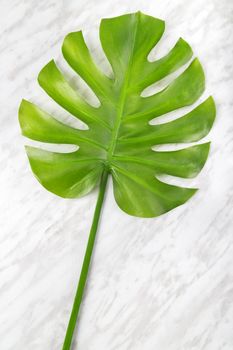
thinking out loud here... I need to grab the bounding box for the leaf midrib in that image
[106,13,140,166]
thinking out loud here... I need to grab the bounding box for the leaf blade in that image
[19,12,215,217]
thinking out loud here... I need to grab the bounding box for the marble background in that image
[0,0,233,349]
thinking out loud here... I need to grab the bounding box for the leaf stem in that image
[62,168,109,350]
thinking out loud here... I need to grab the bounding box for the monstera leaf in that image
[18,11,215,350]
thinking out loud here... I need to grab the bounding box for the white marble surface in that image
[1,0,233,349]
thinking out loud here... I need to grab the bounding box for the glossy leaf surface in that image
[19,12,215,217]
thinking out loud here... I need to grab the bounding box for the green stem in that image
[62,169,109,350]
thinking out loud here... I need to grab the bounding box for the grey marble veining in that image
[0,0,233,349]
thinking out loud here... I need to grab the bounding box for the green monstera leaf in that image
[19,11,215,349]
[19,11,215,218]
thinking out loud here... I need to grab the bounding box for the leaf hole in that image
[83,26,114,79]
[149,91,209,126]
[152,141,204,152]
[24,139,79,153]
[30,92,89,130]
[141,60,190,98]
[155,173,198,188]
[57,58,101,108]
[147,33,179,62]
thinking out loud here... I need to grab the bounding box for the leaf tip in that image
[192,188,199,195]
[18,98,25,114]
[207,95,216,110]
[37,59,56,86]
[62,30,83,52]
[18,99,30,131]
[177,37,193,55]
[205,96,216,124]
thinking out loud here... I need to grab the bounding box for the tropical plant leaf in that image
[18,12,216,350]
[19,11,215,218]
